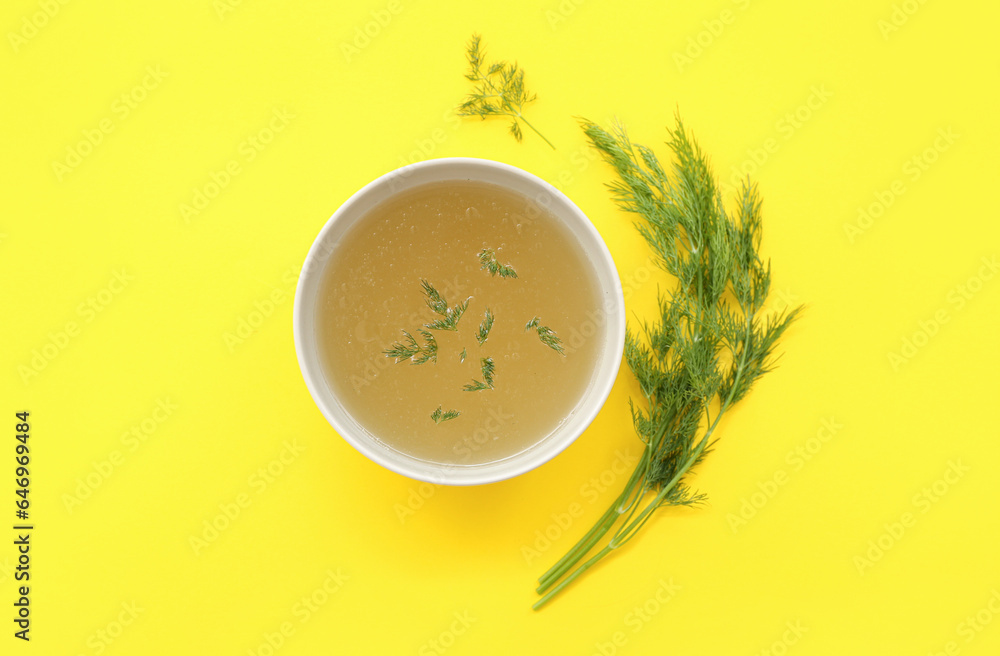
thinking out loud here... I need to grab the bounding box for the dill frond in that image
[535,325,564,355]
[411,329,438,365]
[481,356,495,387]
[383,330,418,360]
[421,278,449,316]
[464,356,496,392]
[431,406,461,423]
[383,329,437,365]
[525,316,564,355]
[478,248,518,279]
[458,34,555,149]
[421,279,470,331]
[476,308,496,345]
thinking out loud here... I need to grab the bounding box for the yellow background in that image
[2,0,998,653]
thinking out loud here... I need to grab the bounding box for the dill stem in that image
[476,73,555,149]
[532,430,711,610]
[478,72,507,104]
[536,417,670,592]
[517,115,556,150]
[533,545,613,610]
[614,436,711,546]
[535,462,644,593]
[535,507,618,594]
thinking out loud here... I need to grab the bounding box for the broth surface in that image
[316,180,605,465]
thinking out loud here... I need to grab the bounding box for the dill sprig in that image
[383,329,438,365]
[458,34,555,149]
[412,330,437,365]
[525,316,564,355]
[536,326,564,354]
[478,248,518,279]
[533,115,801,610]
[421,279,449,316]
[420,279,470,331]
[431,406,461,423]
[460,348,468,363]
[482,356,496,387]
[464,357,496,392]
[476,308,495,345]
[424,299,469,331]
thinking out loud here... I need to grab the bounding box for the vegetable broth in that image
[315,180,605,465]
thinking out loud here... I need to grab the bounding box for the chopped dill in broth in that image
[315,180,605,465]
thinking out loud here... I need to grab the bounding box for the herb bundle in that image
[533,116,800,609]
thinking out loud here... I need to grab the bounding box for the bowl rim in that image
[293,156,625,485]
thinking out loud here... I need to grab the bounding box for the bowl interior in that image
[294,158,625,485]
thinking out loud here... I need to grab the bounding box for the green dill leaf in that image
[535,325,564,355]
[525,316,565,355]
[421,278,471,331]
[452,297,470,324]
[384,329,437,365]
[460,348,467,363]
[421,279,449,316]
[476,308,495,345]
[481,356,495,387]
[464,357,496,392]
[509,120,523,141]
[458,34,555,149]
[430,406,460,423]
[383,330,419,361]
[412,329,438,365]
[463,379,490,392]
[478,248,518,279]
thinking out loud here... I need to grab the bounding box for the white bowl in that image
[293,157,625,485]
